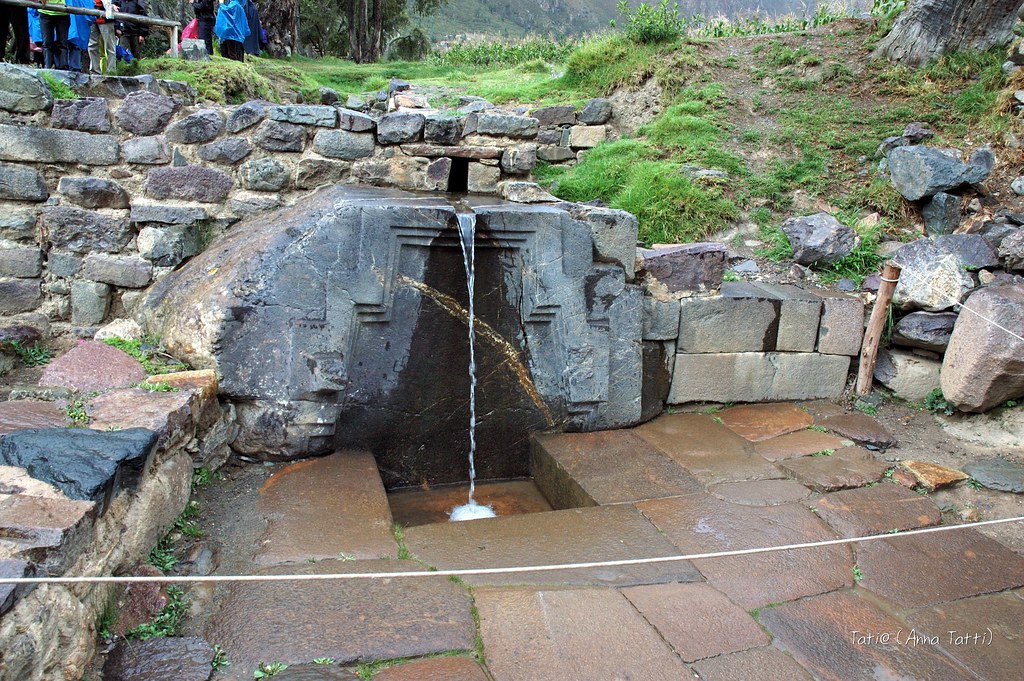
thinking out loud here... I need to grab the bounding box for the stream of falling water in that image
[450,212,496,522]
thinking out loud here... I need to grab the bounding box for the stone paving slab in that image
[205,559,475,678]
[810,483,941,537]
[857,529,1024,608]
[531,430,702,507]
[717,403,814,441]
[708,480,812,506]
[779,446,888,492]
[906,591,1024,681]
[634,413,783,484]
[37,341,146,393]
[372,657,490,681]
[753,429,851,461]
[620,582,769,662]
[255,451,397,564]
[475,586,691,681]
[403,505,700,588]
[690,646,814,681]
[637,494,851,609]
[818,413,897,449]
[759,590,975,681]
[0,400,69,435]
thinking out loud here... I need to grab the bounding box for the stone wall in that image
[0,64,607,335]
[0,369,229,681]
[637,247,865,406]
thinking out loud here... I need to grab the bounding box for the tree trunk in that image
[256,0,298,57]
[873,0,1023,66]
[369,0,384,62]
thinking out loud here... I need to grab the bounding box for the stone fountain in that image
[139,185,643,489]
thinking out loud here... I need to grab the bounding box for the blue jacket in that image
[28,9,42,44]
[214,0,249,43]
[67,0,95,51]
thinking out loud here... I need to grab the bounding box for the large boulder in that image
[941,285,1024,412]
[138,186,643,486]
[888,145,994,201]
[780,213,856,266]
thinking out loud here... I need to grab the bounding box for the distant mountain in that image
[415,0,873,41]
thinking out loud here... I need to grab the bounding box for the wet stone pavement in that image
[193,403,1024,681]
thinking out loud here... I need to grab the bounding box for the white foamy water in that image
[450,212,496,522]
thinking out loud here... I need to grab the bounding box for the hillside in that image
[415,0,873,40]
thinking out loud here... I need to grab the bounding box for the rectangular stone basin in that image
[388,479,553,527]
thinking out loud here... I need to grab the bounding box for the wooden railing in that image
[0,0,182,57]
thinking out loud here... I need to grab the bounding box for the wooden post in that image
[169,26,179,58]
[856,263,902,395]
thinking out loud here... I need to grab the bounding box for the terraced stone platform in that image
[187,402,1024,681]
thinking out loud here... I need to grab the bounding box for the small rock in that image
[891,311,957,352]
[319,87,340,105]
[781,213,857,266]
[818,413,897,449]
[497,181,556,203]
[1011,176,1024,196]
[898,460,968,492]
[999,230,1024,271]
[733,259,759,274]
[921,192,960,236]
[579,97,613,125]
[873,348,941,402]
[835,277,856,291]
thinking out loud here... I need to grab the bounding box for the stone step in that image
[633,412,782,485]
[475,586,692,681]
[778,446,889,493]
[205,559,476,679]
[402,504,700,588]
[809,483,941,537]
[254,450,397,565]
[531,430,702,507]
[717,402,814,442]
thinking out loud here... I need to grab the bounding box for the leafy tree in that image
[874,0,1023,65]
[299,0,445,61]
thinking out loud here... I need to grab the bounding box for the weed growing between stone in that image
[253,661,289,678]
[211,644,231,671]
[923,388,956,416]
[392,523,412,561]
[40,72,77,100]
[65,399,90,427]
[9,340,51,367]
[102,336,187,375]
[125,586,188,640]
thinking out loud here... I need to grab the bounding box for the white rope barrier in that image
[2,515,1021,586]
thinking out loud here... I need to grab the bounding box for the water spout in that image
[450,210,496,522]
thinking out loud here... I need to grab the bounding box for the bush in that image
[618,0,685,45]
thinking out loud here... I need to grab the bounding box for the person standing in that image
[0,2,31,63]
[213,0,247,62]
[88,1,117,74]
[241,0,261,56]
[116,0,149,59]
[38,0,70,69]
[192,0,215,57]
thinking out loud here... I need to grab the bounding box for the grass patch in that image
[41,72,77,99]
[141,56,313,104]
[102,336,187,375]
[543,138,737,243]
